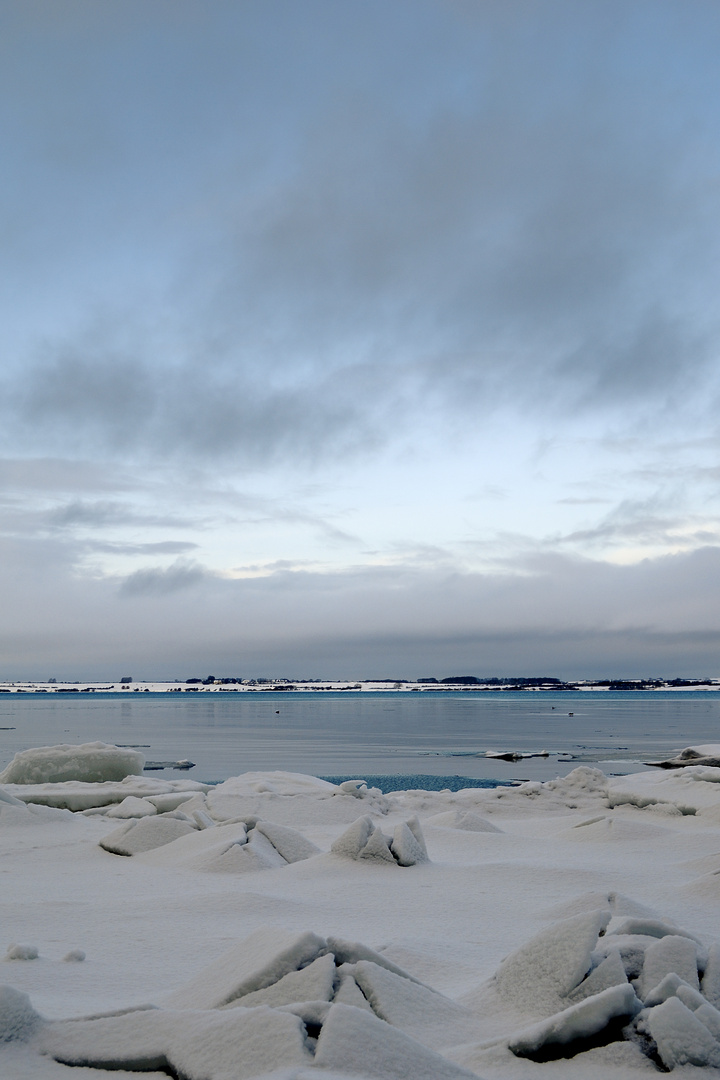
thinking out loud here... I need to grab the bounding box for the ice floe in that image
[331,814,429,865]
[0,742,144,785]
[100,814,321,872]
[8,926,480,1080]
[3,774,211,812]
[99,815,198,856]
[473,906,720,1070]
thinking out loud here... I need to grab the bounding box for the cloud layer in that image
[0,1,719,675]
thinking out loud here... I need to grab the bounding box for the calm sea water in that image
[1,690,719,786]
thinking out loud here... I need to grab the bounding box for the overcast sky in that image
[2,0,720,680]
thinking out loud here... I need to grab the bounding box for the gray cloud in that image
[0,457,130,494]
[0,2,718,469]
[119,559,211,597]
[1,533,719,678]
[47,500,198,530]
[557,498,612,506]
[89,540,198,556]
[552,493,720,550]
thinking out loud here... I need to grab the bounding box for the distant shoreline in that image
[0,679,719,694]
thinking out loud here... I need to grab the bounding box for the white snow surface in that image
[4,762,720,1078]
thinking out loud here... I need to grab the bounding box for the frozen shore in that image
[3,744,720,1077]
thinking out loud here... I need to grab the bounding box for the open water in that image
[1,690,720,786]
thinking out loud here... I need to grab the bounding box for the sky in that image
[2,0,720,680]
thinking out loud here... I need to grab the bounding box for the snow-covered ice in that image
[0,743,144,786]
[4,750,720,1077]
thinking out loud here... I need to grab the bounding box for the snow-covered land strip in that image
[4,748,720,1077]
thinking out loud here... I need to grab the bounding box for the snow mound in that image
[212,771,339,797]
[62,950,85,963]
[607,767,720,814]
[100,814,198,856]
[5,944,39,961]
[481,766,609,814]
[206,771,391,825]
[0,742,144,785]
[0,986,42,1042]
[331,815,428,865]
[424,809,502,832]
